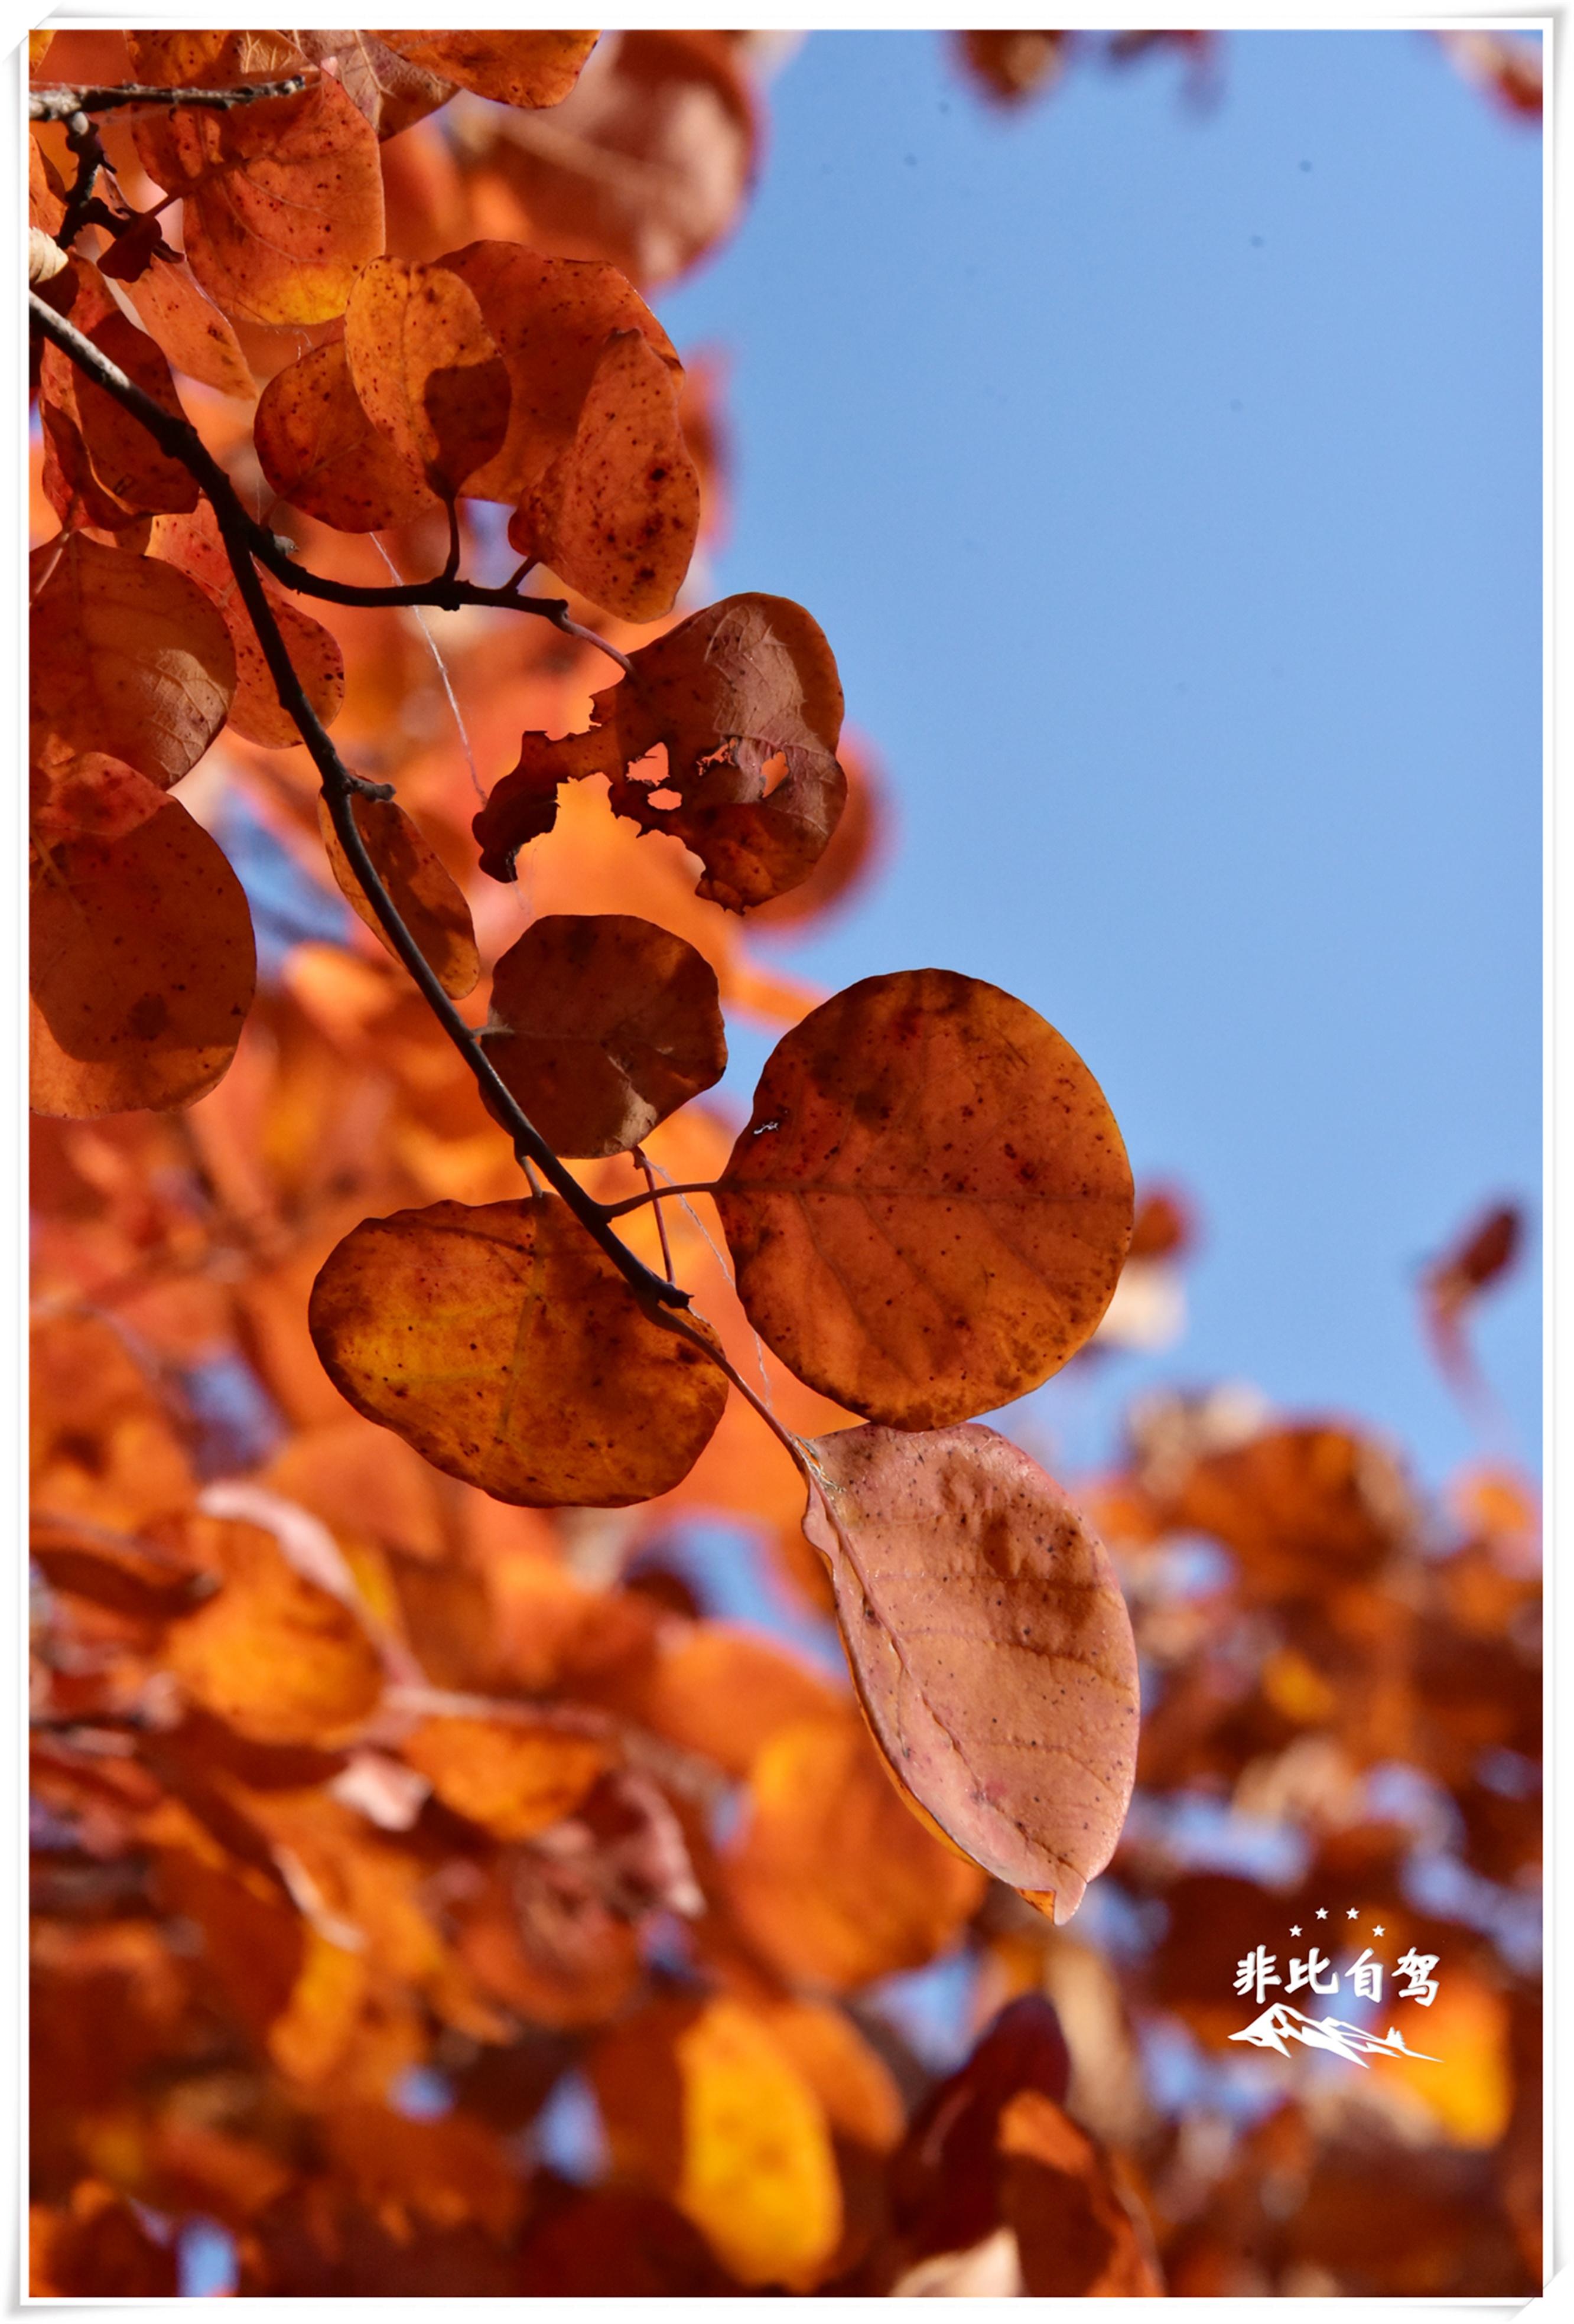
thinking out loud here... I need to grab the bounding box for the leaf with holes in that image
[477,914,724,1158]
[800,1423,1140,1921]
[714,969,1132,1428]
[307,1195,727,1506]
[474,593,845,912]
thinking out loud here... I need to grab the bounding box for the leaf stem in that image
[30,292,689,1317]
[633,1148,676,1281]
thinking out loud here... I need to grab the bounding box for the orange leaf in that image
[31,756,255,1118]
[150,502,345,748]
[477,913,724,1157]
[518,325,700,620]
[344,257,511,497]
[31,1310,196,1532]
[307,1194,728,1506]
[607,1622,843,1780]
[38,291,199,518]
[997,2088,1163,2294]
[134,74,385,326]
[716,971,1133,1427]
[474,593,845,912]
[590,1993,843,2288]
[255,337,438,531]
[439,240,681,510]
[889,1994,1072,2261]
[315,794,479,997]
[292,29,458,138]
[164,1518,384,1744]
[401,1712,614,1838]
[125,253,255,398]
[801,1424,1140,1920]
[723,1711,986,1989]
[374,30,600,109]
[31,535,235,785]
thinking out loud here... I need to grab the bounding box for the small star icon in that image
[1347,1907,1360,1919]
[1373,1925,1385,1936]
[1315,1908,1328,1920]
[1290,1924,1302,1936]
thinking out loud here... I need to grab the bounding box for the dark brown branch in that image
[30,292,688,1317]
[30,78,311,123]
[54,110,105,252]
[600,1181,721,1219]
[26,293,630,663]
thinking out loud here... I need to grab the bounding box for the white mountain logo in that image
[1229,2002,1439,2068]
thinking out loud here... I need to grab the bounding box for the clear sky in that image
[658,28,1542,1495]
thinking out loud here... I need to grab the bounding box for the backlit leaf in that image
[125,255,255,398]
[164,1518,384,1744]
[31,757,255,1118]
[316,795,479,998]
[716,970,1133,1427]
[997,2088,1163,2294]
[477,913,724,1157]
[801,1423,1140,1919]
[149,503,345,748]
[515,325,700,620]
[474,593,845,912]
[590,1994,843,2287]
[254,338,437,531]
[400,1713,614,1838]
[307,1194,728,1506]
[31,535,235,785]
[374,30,600,109]
[133,74,384,326]
[889,1994,1072,2264]
[344,258,511,497]
[38,296,199,517]
[290,29,457,138]
[723,1710,987,1989]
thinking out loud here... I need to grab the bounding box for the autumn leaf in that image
[997,2088,1163,2294]
[290,29,457,139]
[723,1710,987,1988]
[31,1310,195,1532]
[316,795,479,998]
[254,337,439,532]
[373,30,600,109]
[149,503,345,748]
[164,1518,384,1745]
[30,535,235,786]
[474,593,846,910]
[958,30,1074,105]
[1422,1200,1525,1401]
[125,255,256,399]
[38,293,199,519]
[31,756,255,1118]
[307,1195,728,1506]
[400,1713,614,1839]
[714,969,1133,1427]
[133,73,385,327]
[889,1994,1072,2261]
[590,1993,843,2287]
[801,1423,1140,1919]
[344,258,511,498]
[477,914,724,1157]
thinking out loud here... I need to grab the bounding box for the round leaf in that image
[715,969,1133,1428]
[478,913,726,1158]
[308,1194,728,1507]
[316,795,479,999]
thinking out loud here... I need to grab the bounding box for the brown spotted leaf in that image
[125,255,255,398]
[715,970,1133,1427]
[290,28,457,137]
[307,1194,727,1506]
[316,795,479,998]
[133,73,384,326]
[514,325,699,620]
[37,292,199,519]
[254,338,437,531]
[150,503,345,748]
[31,756,256,1118]
[477,914,724,1157]
[375,30,599,108]
[30,535,235,785]
[474,593,845,912]
[344,258,511,497]
[801,1423,1140,1920]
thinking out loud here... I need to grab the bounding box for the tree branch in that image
[600,1181,722,1219]
[26,294,632,663]
[30,291,688,1317]
[30,78,311,123]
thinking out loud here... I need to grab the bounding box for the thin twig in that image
[30,293,687,1316]
[30,78,311,123]
[54,110,105,252]
[634,1148,676,1282]
[26,295,632,676]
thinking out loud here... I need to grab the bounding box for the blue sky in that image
[658,30,1542,1495]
